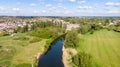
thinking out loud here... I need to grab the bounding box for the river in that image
[38,37,64,67]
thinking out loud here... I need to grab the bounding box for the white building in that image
[66,24,80,30]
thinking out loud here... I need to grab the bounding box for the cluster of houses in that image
[53,19,80,30]
[0,17,59,35]
[109,20,120,25]
[0,18,28,34]
[66,24,80,30]
[0,17,37,34]
[98,20,120,26]
[0,17,81,36]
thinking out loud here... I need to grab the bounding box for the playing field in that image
[78,30,120,67]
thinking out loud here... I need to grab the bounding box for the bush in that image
[78,24,91,34]
[90,30,94,34]
[72,52,92,67]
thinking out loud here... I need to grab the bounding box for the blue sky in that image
[0,0,120,16]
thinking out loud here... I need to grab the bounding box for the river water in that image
[38,37,64,67]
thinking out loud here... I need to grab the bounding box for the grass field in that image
[0,33,47,67]
[77,30,120,67]
[11,39,46,65]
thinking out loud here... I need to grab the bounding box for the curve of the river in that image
[38,37,64,67]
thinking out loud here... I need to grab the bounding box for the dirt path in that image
[62,46,70,67]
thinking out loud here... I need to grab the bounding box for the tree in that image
[72,52,92,67]
[21,24,28,33]
[64,30,78,48]
[14,26,22,33]
[78,24,91,34]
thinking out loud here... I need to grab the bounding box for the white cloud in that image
[48,7,56,11]
[46,4,52,8]
[57,5,66,10]
[78,6,92,10]
[64,10,70,14]
[69,0,76,2]
[107,10,120,13]
[12,8,20,11]
[0,7,11,13]
[0,7,4,11]
[42,10,46,13]
[58,5,63,8]
[78,0,86,4]
[80,0,85,3]
[105,2,120,7]
[30,3,36,7]
[33,10,40,14]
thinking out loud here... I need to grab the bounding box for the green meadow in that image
[0,33,47,67]
[77,30,120,67]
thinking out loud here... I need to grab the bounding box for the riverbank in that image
[62,46,78,67]
[62,46,70,67]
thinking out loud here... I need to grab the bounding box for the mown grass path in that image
[77,30,120,67]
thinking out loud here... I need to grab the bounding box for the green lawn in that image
[77,30,120,67]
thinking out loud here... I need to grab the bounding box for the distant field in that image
[78,30,120,67]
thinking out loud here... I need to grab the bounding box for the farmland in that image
[77,29,120,67]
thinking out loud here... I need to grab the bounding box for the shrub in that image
[90,30,94,34]
[72,52,92,67]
